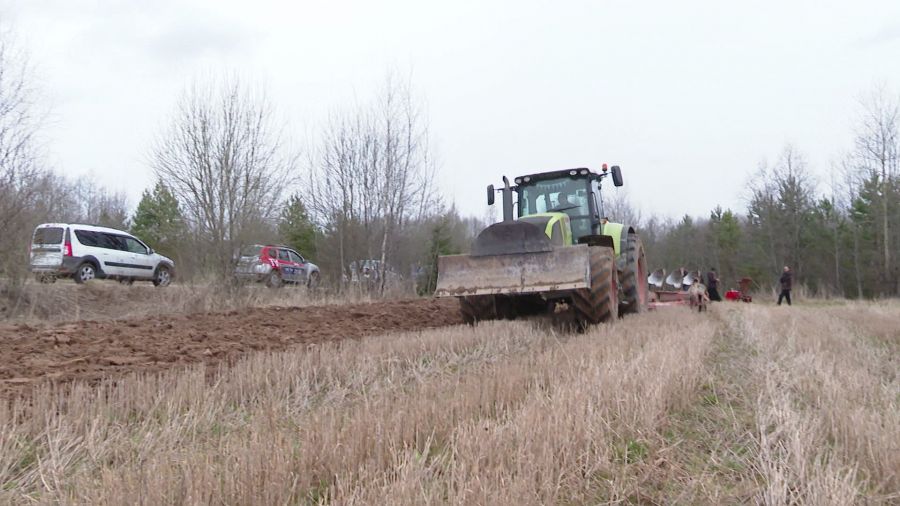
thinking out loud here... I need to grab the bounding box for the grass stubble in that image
[0,300,897,504]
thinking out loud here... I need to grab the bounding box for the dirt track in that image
[0,297,462,398]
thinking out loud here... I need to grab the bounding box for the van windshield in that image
[33,227,64,244]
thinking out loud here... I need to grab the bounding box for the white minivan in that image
[29,223,175,286]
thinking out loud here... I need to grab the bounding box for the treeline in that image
[638,92,899,298]
[131,76,482,291]
[1,29,478,291]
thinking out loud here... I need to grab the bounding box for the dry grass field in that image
[0,280,410,323]
[0,299,898,504]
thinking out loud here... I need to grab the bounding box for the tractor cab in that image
[488,165,624,245]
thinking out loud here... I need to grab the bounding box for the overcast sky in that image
[3,0,900,222]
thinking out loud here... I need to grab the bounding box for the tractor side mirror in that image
[611,165,623,187]
[487,184,495,205]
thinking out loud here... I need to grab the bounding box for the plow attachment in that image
[434,245,591,297]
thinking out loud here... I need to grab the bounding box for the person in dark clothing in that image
[706,268,722,301]
[777,266,792,306]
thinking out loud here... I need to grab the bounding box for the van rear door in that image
[30,226,66,270]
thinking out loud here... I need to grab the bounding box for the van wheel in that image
[153,266,172,287]
[73,263,96,284]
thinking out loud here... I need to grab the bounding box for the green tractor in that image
[434,165,648,327]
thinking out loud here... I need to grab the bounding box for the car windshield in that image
[240,245,263,257]
[518,178,589,217]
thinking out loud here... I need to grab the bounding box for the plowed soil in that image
[0,297,462,398]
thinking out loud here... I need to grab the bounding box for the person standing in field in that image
[706,268,722,301]
[777,266,792,306]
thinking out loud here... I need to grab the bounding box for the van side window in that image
[267,248,277,259]
[278,249,291,261]
[124,237,148,254]
[97,233,127,251]
[74,230,98,247]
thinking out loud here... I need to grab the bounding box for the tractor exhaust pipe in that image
[501,176,514,222]
[487,176,514,222]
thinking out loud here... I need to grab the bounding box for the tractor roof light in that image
[569,170,577,176]
[579,169,589,175]
[515,177,522,184]
[523,176,531,182]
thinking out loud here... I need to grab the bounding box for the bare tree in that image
[854,87,899,293]
[746,145,816,277]
[0,29,44,281]
[306,74,439,292]
[152,77,292,276]
[306,110,379,280]
[603,189,642,227]
[370,75,438,293]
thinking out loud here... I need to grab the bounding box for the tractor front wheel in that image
[571,246,618,328]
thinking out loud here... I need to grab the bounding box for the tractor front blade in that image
[434,245,591,297]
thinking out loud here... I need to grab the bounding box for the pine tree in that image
[130,181,186,258]
[418,216,459,295]
[709,206,741,287]
[278,194,318,258]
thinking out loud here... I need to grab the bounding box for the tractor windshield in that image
[518,178,592,238]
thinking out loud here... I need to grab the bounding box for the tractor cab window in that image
[518,177,591,238]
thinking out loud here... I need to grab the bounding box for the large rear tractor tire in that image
[571,246,618,328]
[459,295,497,325]
[620,233,648,315]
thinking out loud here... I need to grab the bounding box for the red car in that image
[234,244,320,288]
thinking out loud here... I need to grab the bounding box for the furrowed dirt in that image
[0,297,462,398]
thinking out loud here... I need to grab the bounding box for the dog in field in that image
[688,279,709,312]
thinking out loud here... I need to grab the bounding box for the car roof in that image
[258,244,298,251]
[36,223,136,236]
